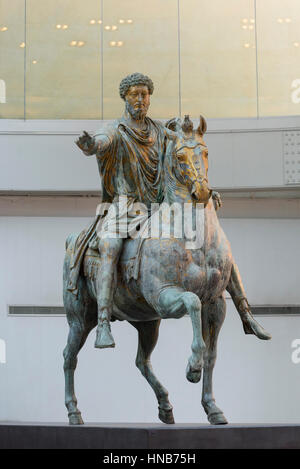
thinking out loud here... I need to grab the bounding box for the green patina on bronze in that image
[63,73,271,426]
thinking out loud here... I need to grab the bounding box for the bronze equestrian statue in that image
[63,73,271,426]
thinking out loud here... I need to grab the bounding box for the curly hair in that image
[119,72,154,100]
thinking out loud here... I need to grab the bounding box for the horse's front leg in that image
[201,296,228,425]
[159,288,206,383]
[130,320,174,424]
[63,320,88,425]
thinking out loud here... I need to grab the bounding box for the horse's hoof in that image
[208,412,228,425]
[94,326,115,349]
[186,362,202,383]
[68,412,84,425]
[159,408,175,425]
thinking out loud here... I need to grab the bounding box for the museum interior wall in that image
[1,118,300,191]
[0,216,299,423]
[1,0,300,423]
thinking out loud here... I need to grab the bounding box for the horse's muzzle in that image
[191,182,212,204]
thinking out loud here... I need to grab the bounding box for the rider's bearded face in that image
[125,85,150,120]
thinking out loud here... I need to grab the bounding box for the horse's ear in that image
[165,117,180,132]
[181,115,193,134]
[197,115,207,136]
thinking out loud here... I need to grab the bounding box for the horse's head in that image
[165,115,211,204]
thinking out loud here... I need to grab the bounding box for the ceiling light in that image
[277,18,283,23]
[19,42,25,48]
[110,41,116,47]
[56,24,62,29]
[0,26,8,32]
[294,42,299,47]
[127,19,133,24]
[32,60,37,64]
[62,25,68,30]
[249,25,254,30]
[105,25,111,30]
[77,41,85,47]
[285,18,291,23]
[242,25,248,30]
[90,19,96,25]
[70,40,77,46]
[250,18,255,23]
[244,43,250,48]
[117,41,123,46]
[98,20,102,24]
[119,19,125,24]
[112,25,118,31]
[242,18,248,23]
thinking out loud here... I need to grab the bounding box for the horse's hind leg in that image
[201,296,228,425]
[63,319,93,425]
[130,320,175,424]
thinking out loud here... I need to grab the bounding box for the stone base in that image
[1,422,300,449]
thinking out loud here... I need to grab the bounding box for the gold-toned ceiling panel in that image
[180,0,257,119]
[1,1,300,120]
[102,0,180,120]
[256,0,300,116]
[25,0,102,119]
[0,0,25,118]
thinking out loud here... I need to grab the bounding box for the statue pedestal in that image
[1,422,300,449]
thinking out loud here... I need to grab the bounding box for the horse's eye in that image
[177,153,186,162]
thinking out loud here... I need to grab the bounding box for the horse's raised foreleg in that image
[201,296,228,425]
[63,320,91,425]
[158,288,206,384]
[130,320,175,424]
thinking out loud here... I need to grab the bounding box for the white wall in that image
[1,116,300,192]
[1,117,300,424]
[0,131,284,191]
[0,215,300,424]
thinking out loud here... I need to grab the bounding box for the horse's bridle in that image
[173,142,209,187]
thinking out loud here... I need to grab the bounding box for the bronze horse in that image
[63,118,270,425]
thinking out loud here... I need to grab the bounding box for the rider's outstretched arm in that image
[75,131,111,157]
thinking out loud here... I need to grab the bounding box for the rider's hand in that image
[212,191,222,210]
[75,131,96,155]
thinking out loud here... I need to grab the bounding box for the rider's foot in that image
[241,311,271,340]
[94,321,115,349]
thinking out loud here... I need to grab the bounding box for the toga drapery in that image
[67,117,174,295]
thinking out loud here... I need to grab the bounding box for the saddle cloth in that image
[67,195,150,296]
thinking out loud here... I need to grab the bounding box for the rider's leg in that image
[226,262,271,340]
[94,237,123,349]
